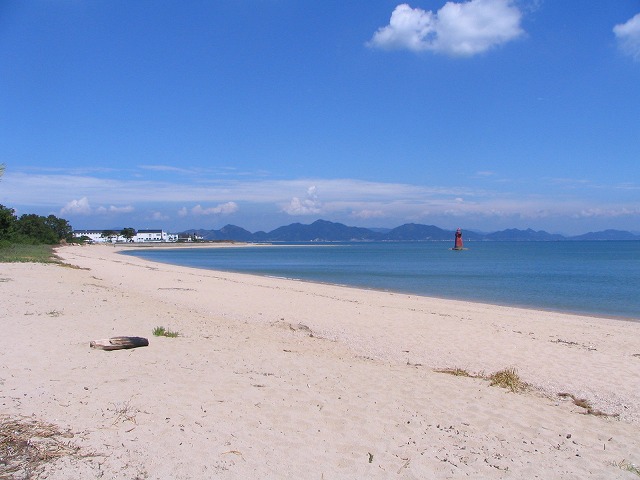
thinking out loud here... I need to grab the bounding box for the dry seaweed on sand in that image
[0,415,87,479]
[434,367,475,377]
[557,393,620,418]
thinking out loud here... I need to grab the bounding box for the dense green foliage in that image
[0,204,73,246]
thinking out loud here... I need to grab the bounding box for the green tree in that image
[15,214,58,244]
[0,204,17,241]
[45,215,73,241]
[101,230,117,243]
[120,227,136,242]
[0,205,72,245]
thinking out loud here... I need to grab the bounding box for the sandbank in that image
[1,243,639,479]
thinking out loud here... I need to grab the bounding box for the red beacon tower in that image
[452,228,464,250]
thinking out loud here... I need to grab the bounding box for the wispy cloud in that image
[190,202,239,216]
[368,0,524,56]
[350,209,387,220]
[138,165,199,175]
[614,12,640,61]
[574,206,640,219]
[176,202,239,217]
[151,211,169,221]
[97,205,135,214]
[61,197,134,216]
[2,169,639,227]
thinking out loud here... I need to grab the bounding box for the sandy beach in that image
[2,243,640,479]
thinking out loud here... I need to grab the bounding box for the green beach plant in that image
[152,326,180,338]
[615,459,640,477]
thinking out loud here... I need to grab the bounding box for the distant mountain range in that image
[182,220,640,242]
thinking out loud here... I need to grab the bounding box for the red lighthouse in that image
[453,228,464,250]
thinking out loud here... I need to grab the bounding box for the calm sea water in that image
[121,241,640,320]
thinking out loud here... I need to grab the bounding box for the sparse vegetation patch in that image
[153,326,180,337]
[0,244,59,263]
[614,459,640,477]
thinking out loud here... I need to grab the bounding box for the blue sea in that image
[120,241,640,320]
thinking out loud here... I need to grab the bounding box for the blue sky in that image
[1,0,639,234]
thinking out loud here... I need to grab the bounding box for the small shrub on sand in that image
[489,368,527,393]
[615,459,640,477]
[152,326,179,338]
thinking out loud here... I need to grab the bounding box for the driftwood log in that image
[90,336,149,351]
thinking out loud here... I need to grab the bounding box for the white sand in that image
[1,243,639,479]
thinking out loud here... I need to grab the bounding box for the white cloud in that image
[6,170,639,231]
[614,13,640,61]
[61,197,92,215]
[191,202,239,216]
[96,205,134,214]
[60,197,133,216]
[283,186,323,215]
[368,0,524,56]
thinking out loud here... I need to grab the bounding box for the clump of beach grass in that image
[152,326,180,338]
[434,366,527,393]
[488,367,527,393]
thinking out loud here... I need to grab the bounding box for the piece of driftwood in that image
[90,336,149,351]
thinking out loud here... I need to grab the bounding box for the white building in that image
[73,229,178,243]
[73,230,115,243]
[134,229,163,242]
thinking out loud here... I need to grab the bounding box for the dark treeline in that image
[0,204,73,246]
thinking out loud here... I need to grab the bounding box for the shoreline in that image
[116,242,640,323]
[2,243,639,478]
[65,244,640,409]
